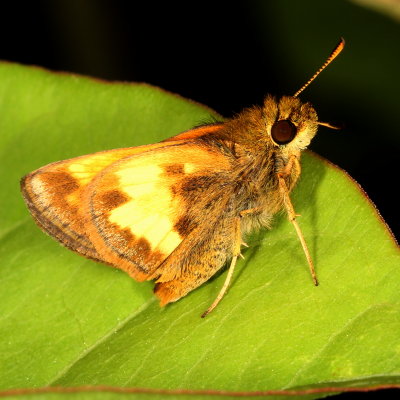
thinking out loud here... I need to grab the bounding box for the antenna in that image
[293,38,345,98]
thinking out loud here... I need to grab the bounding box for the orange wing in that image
[21,124,235,296]
[164,122,224,141]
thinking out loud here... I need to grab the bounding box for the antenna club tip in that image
[336,37,346,52]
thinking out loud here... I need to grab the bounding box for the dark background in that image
[1,1,399,397]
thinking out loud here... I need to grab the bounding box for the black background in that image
[1,1,398,398]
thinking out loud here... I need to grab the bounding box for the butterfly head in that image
[263,95,318,152]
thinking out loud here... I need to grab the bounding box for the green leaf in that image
[0,62,398,399]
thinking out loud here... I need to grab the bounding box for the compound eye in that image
[271,120,297,145]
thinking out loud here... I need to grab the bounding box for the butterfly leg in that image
[277,157,318,286]
[201,216,243,318]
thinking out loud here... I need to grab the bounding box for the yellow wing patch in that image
[108,163,182,256]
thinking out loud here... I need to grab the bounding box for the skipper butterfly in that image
[21,39,345,317]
